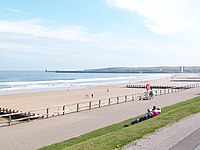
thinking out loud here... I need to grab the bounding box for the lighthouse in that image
[180,66,184,73]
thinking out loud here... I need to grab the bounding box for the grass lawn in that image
[40,96,200,150]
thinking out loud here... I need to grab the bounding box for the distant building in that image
[180,66,184,73]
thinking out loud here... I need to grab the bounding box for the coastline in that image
[0,72,172,96]
[0,75,194,113]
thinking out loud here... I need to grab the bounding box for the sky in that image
[0,0,200,71]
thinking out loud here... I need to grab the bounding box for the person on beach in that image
[149,87,155,100]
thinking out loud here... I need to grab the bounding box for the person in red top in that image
[152,106,161,115]
[152,109,159,117]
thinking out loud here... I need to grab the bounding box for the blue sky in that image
[0,0,200,70]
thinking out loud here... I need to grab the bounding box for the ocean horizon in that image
[0,71,172,95]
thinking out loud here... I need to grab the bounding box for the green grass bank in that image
[40,96,200,150]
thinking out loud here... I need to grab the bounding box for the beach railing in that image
[25,93,144,119]
[30,83,199,118]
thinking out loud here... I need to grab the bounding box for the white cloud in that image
[0,19,96,42]
[5,8,31,15]
[106,0,200,36]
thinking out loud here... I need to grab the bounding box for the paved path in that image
[170,127,200,150]
[123,113,200,150]
[0,87,200,150]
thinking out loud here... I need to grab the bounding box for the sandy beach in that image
[0,74,198,113]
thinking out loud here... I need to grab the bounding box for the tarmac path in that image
[0,87,200,150]
[123,112,200,150]
[170,127,200,150]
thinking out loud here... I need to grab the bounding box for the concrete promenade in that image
[0,87,200,150]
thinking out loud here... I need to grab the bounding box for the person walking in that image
[149,87,155,100]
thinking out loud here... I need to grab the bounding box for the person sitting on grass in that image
[151,106,161,115]
[124,106,161,127]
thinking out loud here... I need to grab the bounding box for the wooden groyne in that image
[0,108,38,126]
[171,79,200,82]
[126,84,199,89]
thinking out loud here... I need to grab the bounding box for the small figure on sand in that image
[91,94,94,98]
[107,89,109,92]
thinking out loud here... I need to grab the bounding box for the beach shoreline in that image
[0,72,173,96]
[0,73,199,114]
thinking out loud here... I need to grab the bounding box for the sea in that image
[0,71,172,95]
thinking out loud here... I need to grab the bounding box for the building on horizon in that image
[180,66,184,73]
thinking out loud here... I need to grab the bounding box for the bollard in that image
[108,98,111,105]
[117,97,119,104]
[125,96,127,102]
[99,100,101,108]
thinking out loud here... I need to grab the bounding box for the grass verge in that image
[40,96,200,150]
